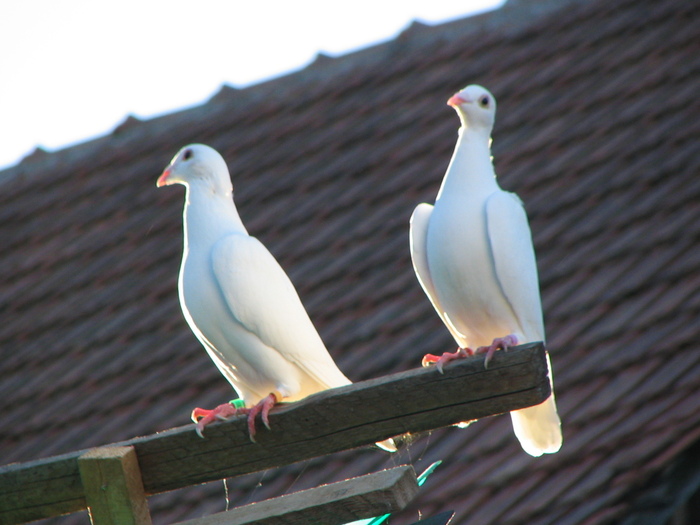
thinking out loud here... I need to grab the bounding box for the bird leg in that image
[474,334,518,368]
[191,391,283,442]
[422,347,474,374]
[191,402,249,438]
[245,391,282,442]
[422,334,519,372]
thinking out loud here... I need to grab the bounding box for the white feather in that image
[410,203,467,344]
[485,191,544,344]
[160,144,351,406]
[409,86,562,456]
[159,144,395,451]
[211,234,352,401]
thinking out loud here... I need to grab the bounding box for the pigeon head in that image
[157,144,232,195]
[447,85,496,131]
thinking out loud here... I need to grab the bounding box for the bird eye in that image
[479,95,490,107]
[183,149,193,160]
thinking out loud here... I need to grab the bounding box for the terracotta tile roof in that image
[2,0,699,522]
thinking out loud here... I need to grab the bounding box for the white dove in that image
[409,85,562,456]
[157,144,395,450]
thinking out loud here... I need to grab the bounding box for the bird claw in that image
[246,392,280,442]
[422,335,518,371]
[474,334,518,368]
[191,403,248,438]
[191,392,281,442]
[422,347,474,373]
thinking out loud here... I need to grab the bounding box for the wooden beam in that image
[0,343,550,524]
[78,446,152,525]
[175,465,418,525]
[408,510,455,525]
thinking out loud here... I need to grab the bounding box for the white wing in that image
[211,234,351,390]
[410,203,467,346]
[486,191,561,455]
[485,191,545,343]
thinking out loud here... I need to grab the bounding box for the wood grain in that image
[78,446,152,525]
[175,465,417,525]
[0,343,550,524]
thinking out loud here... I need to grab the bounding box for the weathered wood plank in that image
[0,452,85,523]
[0,343,550,524]
[408,510,456,524]
[78,446,152,525]
[175,465,418,525]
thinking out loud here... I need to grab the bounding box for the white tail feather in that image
[510,394,562,457]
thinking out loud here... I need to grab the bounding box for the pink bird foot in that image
[192,402,249,439]
[474,334,518,368]
[191,391,283,442]
[422,347,474,374]
[245,392,281,442]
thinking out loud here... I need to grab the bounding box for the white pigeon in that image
[409,85,562,457]
[157,144,395,451]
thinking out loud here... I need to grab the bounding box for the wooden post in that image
[78,446,152,525]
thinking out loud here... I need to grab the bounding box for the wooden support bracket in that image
[175,465,418,525]
[408,510,455,525]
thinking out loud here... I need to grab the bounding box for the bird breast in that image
[426,195,516,347]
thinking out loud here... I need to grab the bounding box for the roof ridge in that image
[0,0,581,185]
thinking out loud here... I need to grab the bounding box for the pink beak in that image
[447,94,467,107]
[156,168,171,187]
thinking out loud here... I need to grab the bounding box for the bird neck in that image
[182,185,248,248]
[435,127,499,202]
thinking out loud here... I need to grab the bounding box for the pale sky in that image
[0,0,503,169]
